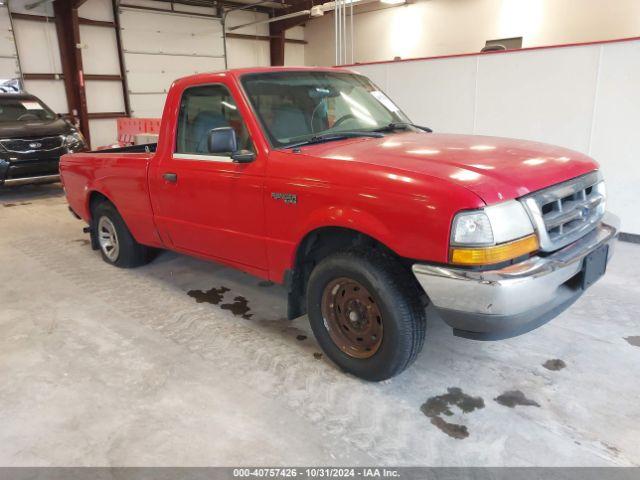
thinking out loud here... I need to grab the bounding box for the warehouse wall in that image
[227,12,306,69]
[353,38,640,234]
[8,0,68,115]
[0,3,20,84]
[305,0,640,66]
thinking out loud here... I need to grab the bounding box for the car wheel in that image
[92,201,151,268]
[306,248,426,381]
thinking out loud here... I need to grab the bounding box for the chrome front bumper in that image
[412,212,620,340]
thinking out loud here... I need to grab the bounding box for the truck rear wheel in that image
[92,201,151,268]
[306,249,426,381]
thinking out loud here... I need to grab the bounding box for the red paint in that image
[60,67,598,284]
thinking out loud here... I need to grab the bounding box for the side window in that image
[175,84,253,156]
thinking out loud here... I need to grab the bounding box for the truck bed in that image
[60,147,162,249]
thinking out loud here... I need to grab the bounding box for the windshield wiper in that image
[284,131,384,150]
[373,122,433,133]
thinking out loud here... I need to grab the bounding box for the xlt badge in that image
[271,192,297,205]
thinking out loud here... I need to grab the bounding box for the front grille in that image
[521,171,605,252]
[0,135,64,154]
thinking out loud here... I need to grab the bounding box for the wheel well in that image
[87,191,112,250]
[286,227,408,319]
[88,191,111,219]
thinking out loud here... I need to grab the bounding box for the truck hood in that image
[301,132,599,204]
[0,118,73,139]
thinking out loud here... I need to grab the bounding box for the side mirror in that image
[207,126,256,163]
[207,126,237,154]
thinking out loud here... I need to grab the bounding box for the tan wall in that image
[304,0,640,66]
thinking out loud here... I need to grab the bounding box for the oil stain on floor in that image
[624,336,640,347]
[296,334,307,341]
[543,359,566,371]
[221,295,253,320]
[187,286,253,320]
[187,286,230,305]
[420,387,485,440]
[495,390,540,408]
[313,352,323,360]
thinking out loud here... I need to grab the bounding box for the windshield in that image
[0,97,56,123]
[241,71,411,148]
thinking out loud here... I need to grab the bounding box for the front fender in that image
[296,205,394,253]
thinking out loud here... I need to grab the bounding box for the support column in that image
[269,24,286,66]
[53,0,91,146]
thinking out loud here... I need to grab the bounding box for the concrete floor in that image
[1,184,639,467]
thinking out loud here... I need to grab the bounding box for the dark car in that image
[0,93,86,187]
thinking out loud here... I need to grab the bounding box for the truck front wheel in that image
[92,201,151,268]
[306,249,426,381]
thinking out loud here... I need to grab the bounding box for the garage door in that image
[119,4,225,118]
[0,3,21,88]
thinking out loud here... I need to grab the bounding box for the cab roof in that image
[173,66,359,85]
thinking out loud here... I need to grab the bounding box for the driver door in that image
[152,83,267,272]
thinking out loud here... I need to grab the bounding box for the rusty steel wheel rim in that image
[321,277,383,359]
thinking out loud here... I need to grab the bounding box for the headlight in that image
[64,131,86,148]
[450,200,538,266]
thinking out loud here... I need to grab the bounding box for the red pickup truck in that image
[61,67,619,381]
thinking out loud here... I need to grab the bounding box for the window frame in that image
[172,82,253,163]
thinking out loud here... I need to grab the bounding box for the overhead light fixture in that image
[381,0,406,4]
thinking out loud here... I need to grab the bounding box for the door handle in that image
[162,172,178,183]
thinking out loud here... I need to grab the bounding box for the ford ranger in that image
[60,67,619,381]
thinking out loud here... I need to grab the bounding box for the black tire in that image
[306,249,426,381]
[91,201,151,268]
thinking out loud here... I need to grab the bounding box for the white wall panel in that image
[129,93,168,118]
[286,26,305,41]
[120,9,223,57]
[285,43,305,66]
[0,3,20,80]
[226,38,270,69]
[354,39,640,234]
[12,18,61,74]
[23,79,68,114]
[590,41,640,234]
[354,63,387,90]
[80,25,121,75]
[125,54,225,93]
[7,0,52,16]
[89,119,119,149]
[0,58,20,80]
[78,0,114,22]
[11,9,67,115]
[475,46,599,153]
[384,57,477,134]
[0,5,19,78]
[119,3,225,118]
[226,10,269,36]
[86,81,126,113]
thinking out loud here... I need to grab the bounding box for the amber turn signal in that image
[450,234,539,266]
